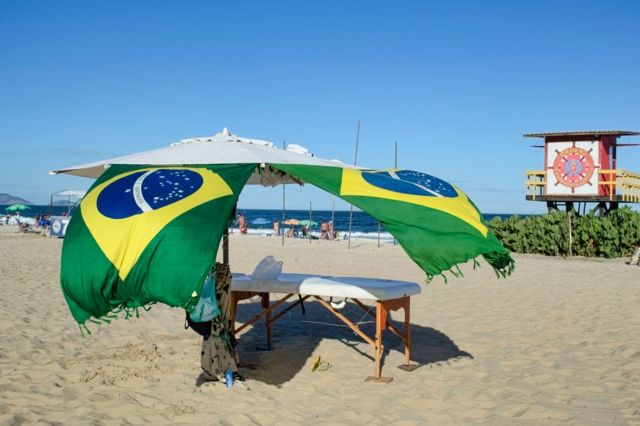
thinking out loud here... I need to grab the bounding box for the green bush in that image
[488,207,640,258]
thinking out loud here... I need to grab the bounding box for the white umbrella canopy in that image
[51,128,355,186]
[51,189,87,197]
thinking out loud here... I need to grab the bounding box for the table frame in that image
[230,291,412,381]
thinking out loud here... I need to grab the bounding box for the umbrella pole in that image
[223,205,236,266]
[348,120,360,250]
[223,227,229,266]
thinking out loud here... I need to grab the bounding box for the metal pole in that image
[282,140,286,246]
[309,200,312,243]
[331,199,335,241]
[393,141,398,246]
[394,141,398,169]
[348,121,360,250]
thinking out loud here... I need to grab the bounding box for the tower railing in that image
[525,169,640,202]
[599,169,640,202]
[524,170,545,200]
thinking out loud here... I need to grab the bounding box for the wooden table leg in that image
[374,300,388,379]
[389,297,418,372]
[403,298,411,366]
[378,297,418,374]
[261,292,272,349]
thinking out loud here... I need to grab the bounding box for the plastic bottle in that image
[224,370,234,389]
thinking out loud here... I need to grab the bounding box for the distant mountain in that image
[0,193,33,205]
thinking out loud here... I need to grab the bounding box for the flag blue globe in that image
[97,169,203,219]
[362,170,456,198]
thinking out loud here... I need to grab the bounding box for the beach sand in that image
[0,227,639,425]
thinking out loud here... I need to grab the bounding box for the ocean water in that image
[234,209,515,241]
[3,204,517,242]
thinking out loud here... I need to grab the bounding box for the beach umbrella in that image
[282,218,300,225]
[299,220,318,227]
[251,218,270,226]
[5,204,30,212]
[52,128,513,328]
[51,127,349,184]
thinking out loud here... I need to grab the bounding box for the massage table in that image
[230,273,422,381]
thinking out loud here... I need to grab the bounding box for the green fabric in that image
[272,164,514,279]
[60,164,255,325]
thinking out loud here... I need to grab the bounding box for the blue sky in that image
[1,0,639,212]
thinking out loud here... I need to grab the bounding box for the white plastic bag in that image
[251,256,283,280]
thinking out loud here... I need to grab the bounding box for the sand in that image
[0,226,639,425]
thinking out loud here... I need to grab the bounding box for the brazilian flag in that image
[60,163,255,327]
[273,165,514,280]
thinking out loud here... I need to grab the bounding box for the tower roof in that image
[524,130,639,138]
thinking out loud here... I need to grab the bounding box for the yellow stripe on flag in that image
[339,169,487,236]
[81,167,232,280]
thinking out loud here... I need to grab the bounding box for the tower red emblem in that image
[552,146,595,189]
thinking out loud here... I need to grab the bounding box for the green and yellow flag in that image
[273,165,514,279]
[60,164,255,327]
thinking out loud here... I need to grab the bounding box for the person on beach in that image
[320,222,329,240]
[237,213,247,234]
[273,219,279,237]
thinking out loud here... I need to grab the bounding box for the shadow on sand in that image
[224,299,472,386]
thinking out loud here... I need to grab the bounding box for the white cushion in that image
[231,273,421,301]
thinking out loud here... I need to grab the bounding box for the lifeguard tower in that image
[524,130,640,215]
